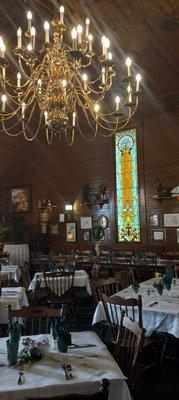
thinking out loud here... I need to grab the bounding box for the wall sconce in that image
[65,203,73,211]
[65,203,73,220]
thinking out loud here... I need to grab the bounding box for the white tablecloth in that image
[0,287,28,324]
[29,270,92,295]
[0,331,131,400]
[1,265,21,282]
[92,279,179,338]
[3,244,30,266]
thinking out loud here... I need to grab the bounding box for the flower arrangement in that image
[162,267,174,291]
[19,337,50,364]
[153,279,164,295]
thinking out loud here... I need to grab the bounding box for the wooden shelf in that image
[152,195,179,201]
[82,200,109,209]
[37,205,58,211]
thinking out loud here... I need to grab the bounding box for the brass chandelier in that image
[0,5,142,145]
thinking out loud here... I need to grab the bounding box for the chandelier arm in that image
[65,128,75,146]
[1,119,22,136]
[77,118,98,143]
[18,58,31,80]
[46,128,53,145]
[98,115,132,137]
[22,108,43,141]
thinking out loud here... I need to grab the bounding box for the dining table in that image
[92,278,179,338]
[28,269,92,295]
[0,265,21,282]
[0,330,131,400]
[0,287,29,324]
[3,244,30,267]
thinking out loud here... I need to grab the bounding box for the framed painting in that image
[83,231,91,241]
[149,214,159,227]
[151,229,166,242]
[10,185,32,213]
[50,223,59,236]
[66,222,77,242]
[80,216,92,229]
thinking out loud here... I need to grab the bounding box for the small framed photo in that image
[149,214,159,227]
[10,185,32,213]
[66,222,77,242]
[50,223,59,236]
[41,223,47,234]
[59,214,65,223]
[152,229,166,242]
[80,216,92,229]
[83,231,91,241]
[177,228,179,244]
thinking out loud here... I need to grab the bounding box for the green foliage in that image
[92,226,105,241]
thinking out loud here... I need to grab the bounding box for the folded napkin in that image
[6,321,23,366]
[51,317,71,353]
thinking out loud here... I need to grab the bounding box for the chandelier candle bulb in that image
[31,26,36,49]
[17,27,22,48]
[38,79,42,94]
[104,37,110,57]
[72,111,76,126]
[126,57,132,76]
[62,79,67,95]
[44,111,48,125]
[0,42,5,58]
[101,35,106,55]
[127,84,132,103]
[102,67,106,84]
[1,95,6,112]
[82,73,88,90]
[115,96,120,111]
[17,72,21,87]
[77,25,83,44]
[27,11,32,31]
[59,5,65,23]
[21,102,26,119]
[136,73,141,91]
[71,28,77,50]
[85,18,90,37]
[44,21,50,42]
[88,34,93,51]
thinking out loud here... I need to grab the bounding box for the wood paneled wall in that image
[3,109,179,254]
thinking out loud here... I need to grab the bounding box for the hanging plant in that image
[92,226,105,241]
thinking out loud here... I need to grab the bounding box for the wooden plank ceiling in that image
[0,0,179,160]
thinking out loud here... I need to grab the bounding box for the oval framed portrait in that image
[97,215,109,229]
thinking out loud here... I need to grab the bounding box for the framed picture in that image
[177,229,179,244]
[152,229,166,242]
[149,214,159,227]
[164,213,179,227]
[66,222,77,242]
[10,185,32,213]
[80,216,92,229]
[59,214,65,223]
[83,231,90,241]
[41,223,47,234]
[50,223,59,236]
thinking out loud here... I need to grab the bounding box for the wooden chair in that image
[134,263,155,282]
[26,378,109,400]
[43,271,74,314]
[114,269,134,289]
[113,313,146,391]
[0,273,9,287]
[8,305,61,335]
[91,277,119,305]
[21,262,31,289]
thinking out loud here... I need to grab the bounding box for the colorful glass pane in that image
[115,129,140,242]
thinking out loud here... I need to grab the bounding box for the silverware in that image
[62,364,73,380]
[70,344,96,348]
[17,371,25,385]
[149,301,158,307]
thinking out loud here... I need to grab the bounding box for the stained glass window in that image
[115,129,140,242]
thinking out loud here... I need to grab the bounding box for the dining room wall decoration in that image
[50,223,59,236]
[10,185,32,213]
[149,214,159,227]
[83,231,91,241]
[152,229,166,242]
[80,216,92,229]
[164,213,179,227]
[66,222,77,242]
